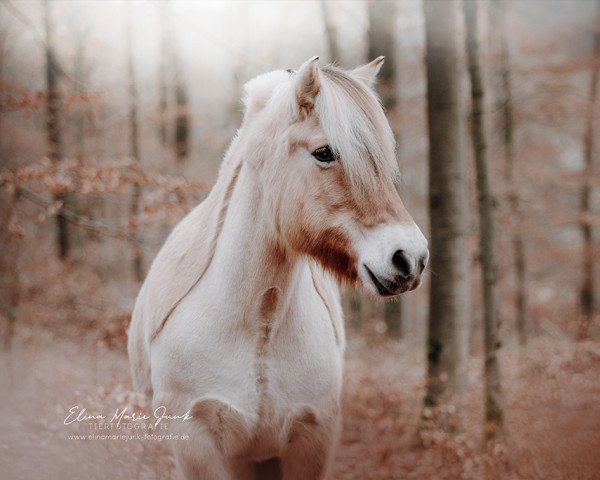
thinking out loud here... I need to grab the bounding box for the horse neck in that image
[210,159,304,311]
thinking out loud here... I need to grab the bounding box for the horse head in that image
[237,56,429,296]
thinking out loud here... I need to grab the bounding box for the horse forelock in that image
[315,66,399,192]
[241,66,398,194]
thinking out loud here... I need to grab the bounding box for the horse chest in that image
[153,292,340,461]
[239,298,344,458]
[241,287,343,413]
[158,273,343,409]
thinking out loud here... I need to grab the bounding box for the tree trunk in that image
[367,0,403,338]
[464,0,504,440]
[44,0,70,260]
[0,193,19,350]
[421,0,471,430]
[126,4,144,282]
[69,26,91,255]
[0,29,5,159]
[579,0,600,340]
[320,0,340,64]
[344,288,363,331]
[383,301,401,338]
[492,0,528,345]
[158,0,168,147]
[167,3,190,166]
[229,1,249,127]
[173,68,189,164]
[367,0,397,110]
[73,41,86,160]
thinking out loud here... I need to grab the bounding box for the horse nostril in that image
[392,250,412,277]
[418,256,427,274]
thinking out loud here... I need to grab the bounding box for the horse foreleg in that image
[172,435,235,480]
[172,395,255,480]
[280,407,340,480]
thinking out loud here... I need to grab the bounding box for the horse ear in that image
[351,56,385,88]
[295,56,321,115]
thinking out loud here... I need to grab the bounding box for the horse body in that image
[129,57,428,479]
[149,162,344,476]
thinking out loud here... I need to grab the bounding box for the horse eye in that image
[312,146,337,163]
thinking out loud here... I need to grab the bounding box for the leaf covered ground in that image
[1,314,599,479]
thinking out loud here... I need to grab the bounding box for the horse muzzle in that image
[363,263,424,297]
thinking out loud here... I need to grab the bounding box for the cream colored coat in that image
[128,57,428,480]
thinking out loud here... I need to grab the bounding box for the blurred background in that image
[0,0,599,479]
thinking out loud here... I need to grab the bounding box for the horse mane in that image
[135,138,243,345]
[136,71,288,344]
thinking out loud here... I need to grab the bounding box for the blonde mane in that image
[316,66,399,192]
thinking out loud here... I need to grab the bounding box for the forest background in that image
[0,0,599,479]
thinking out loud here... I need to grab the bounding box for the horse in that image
[128,56,428,480]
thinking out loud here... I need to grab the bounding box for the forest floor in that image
[1,318,600,480]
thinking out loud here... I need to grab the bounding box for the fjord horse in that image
[128,56,428,480]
